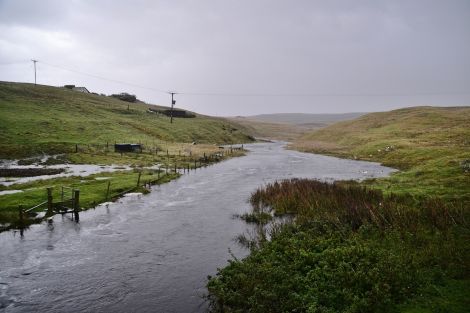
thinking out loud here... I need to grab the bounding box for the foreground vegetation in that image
[291,106,470,202]
[208,179,469,312]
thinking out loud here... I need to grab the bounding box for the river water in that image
[0,142,395,313]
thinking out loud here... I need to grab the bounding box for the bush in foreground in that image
[207,179,468,313]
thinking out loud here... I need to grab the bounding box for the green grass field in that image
[0,81,254,158]
[291,106,470,202]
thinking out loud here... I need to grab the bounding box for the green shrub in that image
[207,180,469,312]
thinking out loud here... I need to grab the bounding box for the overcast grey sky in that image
[0,0,469,115]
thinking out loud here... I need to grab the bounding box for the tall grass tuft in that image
[250,179,466,233]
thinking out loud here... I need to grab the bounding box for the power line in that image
[13,59,470,98]
[179,91,470,97]
[39,60,169,94]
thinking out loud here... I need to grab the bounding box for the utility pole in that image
[31,59,38,85]
[169,92,176,124]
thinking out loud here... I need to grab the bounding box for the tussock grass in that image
[250,179,466,233]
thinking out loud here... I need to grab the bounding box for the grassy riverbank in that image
[208,106,469,312]
[0,169,179,228]
[290,106,470,202]
[208,179,469,312]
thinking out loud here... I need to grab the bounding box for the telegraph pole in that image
[31,59,38,85]
[169,92,176,124]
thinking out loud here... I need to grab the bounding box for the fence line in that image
[13,145,247,229]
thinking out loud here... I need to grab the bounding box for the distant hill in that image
[227,117,313,141]
[0,82,253,158]
[292,106,470,200]
[228,112,366,141]
[243,112,366,126]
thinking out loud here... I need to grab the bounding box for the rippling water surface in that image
[0,142,395,313]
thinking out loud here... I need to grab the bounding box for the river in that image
[0,142,395,313]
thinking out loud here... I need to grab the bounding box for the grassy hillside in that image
[228,112,366,141]
[246,112,366,125]
[292,106,470,201]
[0,81,253,158]
[227,117,318,141]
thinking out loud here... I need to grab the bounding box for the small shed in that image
[64,85,90,93]
[114,143,142,153]
[73,87,90,93]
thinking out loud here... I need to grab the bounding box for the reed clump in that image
[250,179,466,233]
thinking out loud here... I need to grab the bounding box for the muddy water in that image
[0,142,395,313]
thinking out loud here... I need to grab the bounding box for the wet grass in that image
[64,143,245,167]
[0,169,179,228]
[207,179,469,312]
[249,179,467,232]
[236,212,273,224]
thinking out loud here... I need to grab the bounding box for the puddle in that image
[0,190,23,196]
[0,164,132,186]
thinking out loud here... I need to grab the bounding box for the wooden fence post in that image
[75,144,78,153]
[105,181,111,201]
[47,187,53,215]
[73,190,80,212]
[137,172,142,187]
